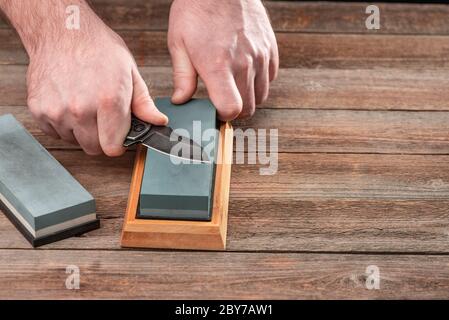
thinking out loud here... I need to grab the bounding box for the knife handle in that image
[126,114,151,142]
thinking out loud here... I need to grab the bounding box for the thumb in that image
[169,44,197,104]
[131,67,168,125]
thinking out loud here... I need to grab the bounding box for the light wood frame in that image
[121,122,233,250]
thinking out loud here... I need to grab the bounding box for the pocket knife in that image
[124,115,210,163]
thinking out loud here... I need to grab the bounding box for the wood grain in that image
[2,1,449,35]
[2,151,449,252]
[1,249,449,299]
[2,105,449,154]
[3,29,449,68]
[1,1,449,299]
[274,33,449,69]
[3,65,449,111]
[263,1,449,35]
[235,109,449,154]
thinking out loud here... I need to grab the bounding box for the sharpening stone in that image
[138,98,218,221]
[0,114,99,247]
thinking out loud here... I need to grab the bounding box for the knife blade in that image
[123,115,210,163]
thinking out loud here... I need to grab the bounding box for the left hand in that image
[168,0,279,120]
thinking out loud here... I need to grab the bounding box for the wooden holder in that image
[121,122,233,250]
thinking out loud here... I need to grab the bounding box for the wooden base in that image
[121,122,233,250]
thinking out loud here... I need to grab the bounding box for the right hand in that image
[168,0,279,120]
[26,13,168,156]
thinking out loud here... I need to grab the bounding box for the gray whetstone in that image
[0,114,97,235]
[138,98,218,221]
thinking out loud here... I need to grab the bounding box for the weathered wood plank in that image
[1,151,449,252]
[231,154,449,199]
[85,1,449,35]
[3,105,449,154]
[90,0,171,31]
[264,1,449,35]
[235,109,449,154]
[3,65,449,111]
[0,29,25,65]
[0,249,449,299]
[228,198,449,252]
[2,29,449,68]
[273,33,449,69]
[2,1,449,35]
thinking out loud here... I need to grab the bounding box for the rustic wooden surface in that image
[1,0,449,299]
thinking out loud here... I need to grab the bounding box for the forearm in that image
[0,0,102,55]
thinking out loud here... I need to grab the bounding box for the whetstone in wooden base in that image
[121,122,233,250]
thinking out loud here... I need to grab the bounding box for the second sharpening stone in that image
[0,114,98,247]
[138,98,218,221]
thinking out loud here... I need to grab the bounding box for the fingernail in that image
[172,88,184,102]
[160,112,169,125]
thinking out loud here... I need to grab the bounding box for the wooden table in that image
[1,1,449,299]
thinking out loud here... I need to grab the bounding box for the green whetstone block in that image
[0,114,99,247]
[138,98,218,221]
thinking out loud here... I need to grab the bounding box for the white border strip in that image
[0,192,96,238]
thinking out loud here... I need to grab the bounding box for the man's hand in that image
[0,0,168,156]
[168,0,279,120]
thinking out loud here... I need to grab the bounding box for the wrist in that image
[1,0,104,57]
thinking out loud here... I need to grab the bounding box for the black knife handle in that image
[126,114,151,142]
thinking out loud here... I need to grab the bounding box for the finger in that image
[201,69,242,121]
[73,122,102,156]
[169,44,198,104]
[131,66,168,125]
[38,121,60,140]
[97,97,129,157]
[52,126,77,144]
[269,40,280,82]
[27,97,61,139]
[254,59,270,105]
[43,108,77,144]
[234,68,256,119]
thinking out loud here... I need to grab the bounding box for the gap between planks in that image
[5,247,449,257]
